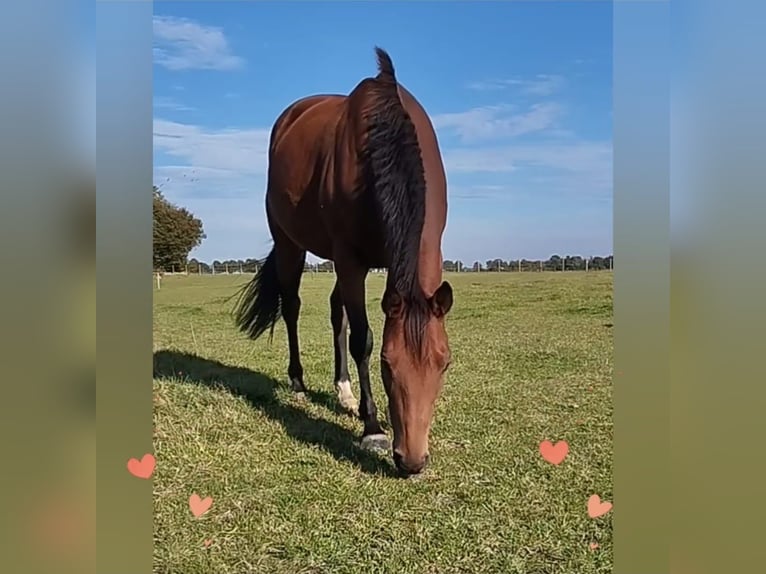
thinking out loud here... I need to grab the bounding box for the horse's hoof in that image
[290,377,307,394]
[360,433,390,454]
[339,397,359,417]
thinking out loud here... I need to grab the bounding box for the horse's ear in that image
[381,288,404,318]
[429,281,453,317]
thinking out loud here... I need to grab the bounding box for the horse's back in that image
[268,94,348,193]
[265,94,347,258]
[270,94,346,156]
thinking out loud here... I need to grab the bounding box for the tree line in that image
[153,185,613,274]
[170,255,613,274]
[446,255,614,272]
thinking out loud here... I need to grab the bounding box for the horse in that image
[233,47,453,476]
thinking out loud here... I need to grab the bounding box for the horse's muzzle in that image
[393,450,430,476]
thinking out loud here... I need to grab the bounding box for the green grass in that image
[153,271,613,574]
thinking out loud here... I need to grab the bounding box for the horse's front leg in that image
[335,258,389,453]
[330,280,359,416]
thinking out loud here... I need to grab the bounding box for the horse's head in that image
[380,280,453,476]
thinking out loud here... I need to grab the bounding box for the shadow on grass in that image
[153,349,397,477]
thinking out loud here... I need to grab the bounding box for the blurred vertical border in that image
[0,0,99,571]
[96,1,153,573]
[668,0,766,573]
[616,0,766,571]
[613,0,670,572]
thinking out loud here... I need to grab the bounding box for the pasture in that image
[152,271,613,574]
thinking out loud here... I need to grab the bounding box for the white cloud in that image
[153,117,610,201]
[153,165,265,200]
[443,141,611,174]
[153,96,195,112]
[441,206,613,263]
[432,102,563,143]
[442,141,612,200]
[176,197,272,262]
[448,184,516,201]
[467,74,566,96]
[153,112,612,262]
[153,118,271,175]
[153,15,244,71]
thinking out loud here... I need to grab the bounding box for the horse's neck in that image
[414,132,447,299]
[395,87,447,299]
[416,171,446,298]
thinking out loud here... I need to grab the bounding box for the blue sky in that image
[153,1,613,264]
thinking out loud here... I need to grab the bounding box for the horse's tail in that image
[232,247,281,342]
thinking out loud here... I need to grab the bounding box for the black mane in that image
[362,47,430,357]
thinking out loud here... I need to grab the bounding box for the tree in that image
[569,255,585,271]
[591,256,605,270]
[546,255,563,271]
[485,258,506,272]
[153,186,206,271]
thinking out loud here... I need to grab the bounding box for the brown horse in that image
[233,47,453,476]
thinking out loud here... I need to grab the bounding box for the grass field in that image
[152,271,613,574]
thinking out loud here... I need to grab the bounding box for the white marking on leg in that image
[335,379,358,414]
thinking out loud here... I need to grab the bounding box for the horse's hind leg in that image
[330,280,359,416]
[274,238,307,393]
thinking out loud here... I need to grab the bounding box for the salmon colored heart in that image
[203,539,213,548]
[587,494,612,518]
[189,494,213,518]
[126,453,155,479]
[589,542,599,551]
[539,440,569,465]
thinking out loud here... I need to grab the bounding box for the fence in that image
[158,257,613,275]
[157,263,613,276]
[154,258,613,288]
